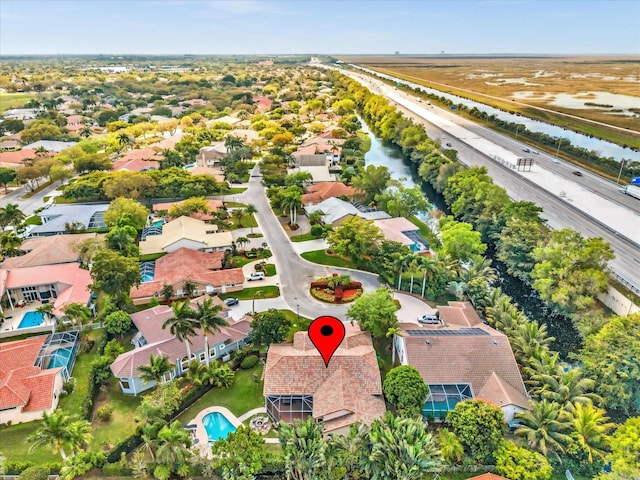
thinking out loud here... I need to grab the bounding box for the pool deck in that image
[188,406,278,456]
[0,301,55,334]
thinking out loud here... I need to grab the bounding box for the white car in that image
[417,314,440,324]
[246,272,265,281]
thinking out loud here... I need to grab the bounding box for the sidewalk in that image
[291,238,328,254]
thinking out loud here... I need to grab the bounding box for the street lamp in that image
[616,159,627,185]
[296,303,300,323]
[556,137,564,157]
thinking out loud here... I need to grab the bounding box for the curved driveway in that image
[229,168,382,321]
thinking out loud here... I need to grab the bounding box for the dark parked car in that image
[224,297,239,306]
[572,171,583,176]
[231,179,243,184]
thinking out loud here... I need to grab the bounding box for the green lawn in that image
[0,420,53,463]
[90,380,143,451]
[58,333,102,414]
[223,201,247,208]
[177,365,265,422]
[290,232,320,242]
[0,92,36,112]
[224,285,280,301]
[301,249,358,269]
[24,215,43,226]
[265,264,276,276]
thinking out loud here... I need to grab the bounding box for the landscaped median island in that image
[310,273,363,303]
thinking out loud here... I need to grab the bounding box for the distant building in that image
[22,140,78,153]
[28,204,109,237]
[138,216,233,255]
[373,217,430,252]
[1,233,104,269]
[304,197,390,226]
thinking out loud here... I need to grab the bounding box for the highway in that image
[337,67,640,293]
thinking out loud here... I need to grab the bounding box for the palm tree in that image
[447,280,468,301]
[570,402,615,463]
[35,146,49,157]
[386,326,402,364]
[36,303,55,320]
[532,368,602,411]
[231,208,244,228]
[511,321,554,364]
[0,230,22,257]
[0,203,26,229]
[224,135,244,152]
[326,422,370,477]
[236,236,249,252]
[194,297,228,366]
[515,399,572,460]
[155,421,192,474]
[368,413,443,479]
[116,132,133,153]
[279,417,327,480]
[27,412,91,461]
[138,354,175,385]
[183,359,206,385]
[244,203,258,235]
[437,428,464,465]
[162,300,198,362]
[61,303,92,328]
[79,125,92,138]
[202,362,235,388]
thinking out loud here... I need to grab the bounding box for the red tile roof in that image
[110,296,251,378]
[0,263,92,316]
[0,336,62,412]
[0,149,39,166]
[152,199,223,222]
[302,182,360,205]
[264,325,386,433]
[468,474,510,480]
[130,248,243,300]
[1,233,104,269]
[400,302,529,411]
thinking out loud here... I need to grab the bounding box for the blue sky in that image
[1,0,639,55]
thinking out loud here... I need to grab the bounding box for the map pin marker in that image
[308,315,346,368]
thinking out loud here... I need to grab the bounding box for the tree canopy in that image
[383,365,429,418]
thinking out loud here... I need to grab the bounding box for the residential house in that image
[0,139,22,151]
[22,140,78,153]
[227,129,260,144]
[138,216,233,256]
[1,233,104,269]
[304,197,390,227]
[0,262,92,316]
[373,217,430,253]
[152,199,223,222]
[0,334,77,424]
[301,181,361,205]
[3,109,39,121]
[206,116,242,128]
[394,301,530,422]
[112,147,162,171]
[197,142,227,167]
[131,247,244,304]
[0,149,40,169]
[110,296,251,394]
[28,204,109,237]
[252,96,273,112]
[263,324,386,436]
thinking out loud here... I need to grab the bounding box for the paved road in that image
[229,169,383,321]
[339,68,640,293]
[0,182,61,216]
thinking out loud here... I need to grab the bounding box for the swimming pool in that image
[151,220,163,227]
[202,411,236,442]
[48,347,73,370]
[17,311,45,329]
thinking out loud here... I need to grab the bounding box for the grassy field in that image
[290,232,320,242]
[301,249,358,269]
[0,92,36,112]
[222,285,280,301]
[176,365,265,422]
[341,55,640,148]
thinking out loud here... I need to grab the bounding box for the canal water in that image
[353,65,640,163]
[362,120,580,357]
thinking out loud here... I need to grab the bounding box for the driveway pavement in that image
[226,165,380,321]
[394,292,437,325]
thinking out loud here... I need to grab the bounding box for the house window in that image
[210,348,216,357]
[121,380,131,390]
[163,372,172,382]
[199,352,206,362]
[219,344,225,350]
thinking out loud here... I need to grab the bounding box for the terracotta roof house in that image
[304,197,390,226]
[0,335,76,424]
[138,216,233,255]
[0,139,22,151]
[131,247,243,305]
[373,217,430,252]
[394,301,529,422]
[263,324,386,436]
[0,149,39,168]
[28,203,109,237]
[227,129,260,143]
[252,96,273,112]
[112,148,162,171]
[111,296,251,394]
[1,233,104,269]
[302,182,361,205]
[0,263,93,317]
[197,142,228,166]
[152,199,223,222]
